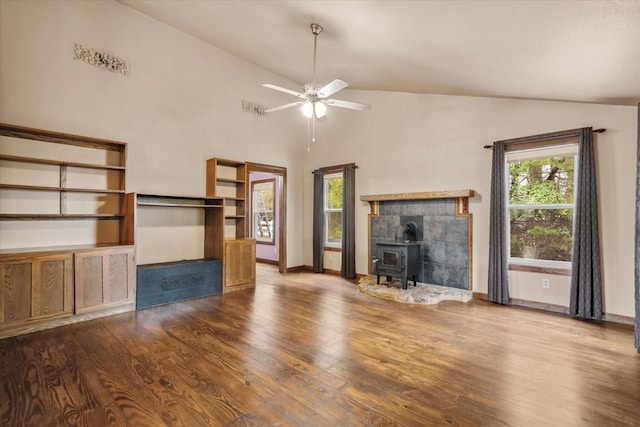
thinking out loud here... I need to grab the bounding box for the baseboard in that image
[256,258,279,265]
[322,267,341,276]
[602,313,635,327]
[296,265,340,275]
[291,265,363,283]
[474,292,634,328]
[509,298,569,315]
[473,292,488,301]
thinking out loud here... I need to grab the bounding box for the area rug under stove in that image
[358,275,473,305]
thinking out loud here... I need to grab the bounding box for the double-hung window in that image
[507,144,578,271]
[324,172,343,248]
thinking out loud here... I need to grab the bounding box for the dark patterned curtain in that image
[312,169,325,273]
[341,165,356,279]
[635,104,640,352]
[569,128,602,320]
[488,141,510,304]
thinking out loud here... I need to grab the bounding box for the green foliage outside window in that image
[509,156,575,262]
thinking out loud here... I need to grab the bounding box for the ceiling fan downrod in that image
[310,23,322,88]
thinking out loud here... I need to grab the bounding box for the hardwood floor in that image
[1,264,639,426]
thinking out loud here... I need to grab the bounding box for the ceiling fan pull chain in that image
[311,116,316,145]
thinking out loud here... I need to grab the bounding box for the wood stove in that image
[375,242,421,290]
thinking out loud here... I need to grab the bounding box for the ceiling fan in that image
[262,23,371,120]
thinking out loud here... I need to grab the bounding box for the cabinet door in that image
[0,253,73,327]
[224,239,256,291]
[75,247,135,314]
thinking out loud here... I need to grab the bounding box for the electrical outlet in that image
[542,278,550,289]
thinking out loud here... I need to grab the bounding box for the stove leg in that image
[413,275,417,286]
[376,273,380,284]
[386,276,392,283]
[402,278,408,290]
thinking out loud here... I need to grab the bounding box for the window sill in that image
[324,246,342,253]
[508,263,571,276]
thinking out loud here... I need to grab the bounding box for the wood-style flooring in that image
[1,264,639,426]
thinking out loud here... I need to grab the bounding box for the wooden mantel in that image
[361,190,475,217]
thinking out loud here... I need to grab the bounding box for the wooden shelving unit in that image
[0,123,135,338]
[206,158,255,292]
[206,158,247,239]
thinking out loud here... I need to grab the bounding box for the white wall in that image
[304,91,637,317]
[1,1,636,317]
[0,0,306,266]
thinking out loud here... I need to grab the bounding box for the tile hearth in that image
[358,275,473,305]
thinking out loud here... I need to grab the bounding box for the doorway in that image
[246,162,286,273]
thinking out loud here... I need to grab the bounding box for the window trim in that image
[505,143,578,273]
[323,171,343,249]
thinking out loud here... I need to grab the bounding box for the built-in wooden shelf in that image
[0,183,126,194]
[0,213,125,220]
[216,177,244,184]
[135,193,223,209]
[0,243,134,256]
[0,154,126,171]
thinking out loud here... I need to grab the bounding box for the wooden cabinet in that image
[75,247,135,315]
[0,252,73,326]
[0,247,135,338]
[223,238,256,292]
[0,123,136,337]
[206,158,256,292]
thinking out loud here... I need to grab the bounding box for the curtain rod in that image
[312,163,358,174]
[483,128,606,149]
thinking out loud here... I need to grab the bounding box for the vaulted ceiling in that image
[119,0,640,106]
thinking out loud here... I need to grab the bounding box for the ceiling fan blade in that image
[262,83,307,99]
[325,99,371,111]
[265,101,304,113]
[317,79,348,98]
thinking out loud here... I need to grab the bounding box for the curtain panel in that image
[569,128,603,320]
[312,170,325,273]
[487,141,510,304]
[635,103,640,352]
[341,165,356,279]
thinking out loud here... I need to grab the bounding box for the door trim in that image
[246,162,286,274]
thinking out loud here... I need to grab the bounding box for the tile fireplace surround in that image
[361,190,474,290]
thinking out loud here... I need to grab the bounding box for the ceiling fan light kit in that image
[302,100,326,118]
[262,23,370,122]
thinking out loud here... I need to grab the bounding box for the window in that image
[324,172,343,248]
[507,144,578,270]
[251,179,275,244]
